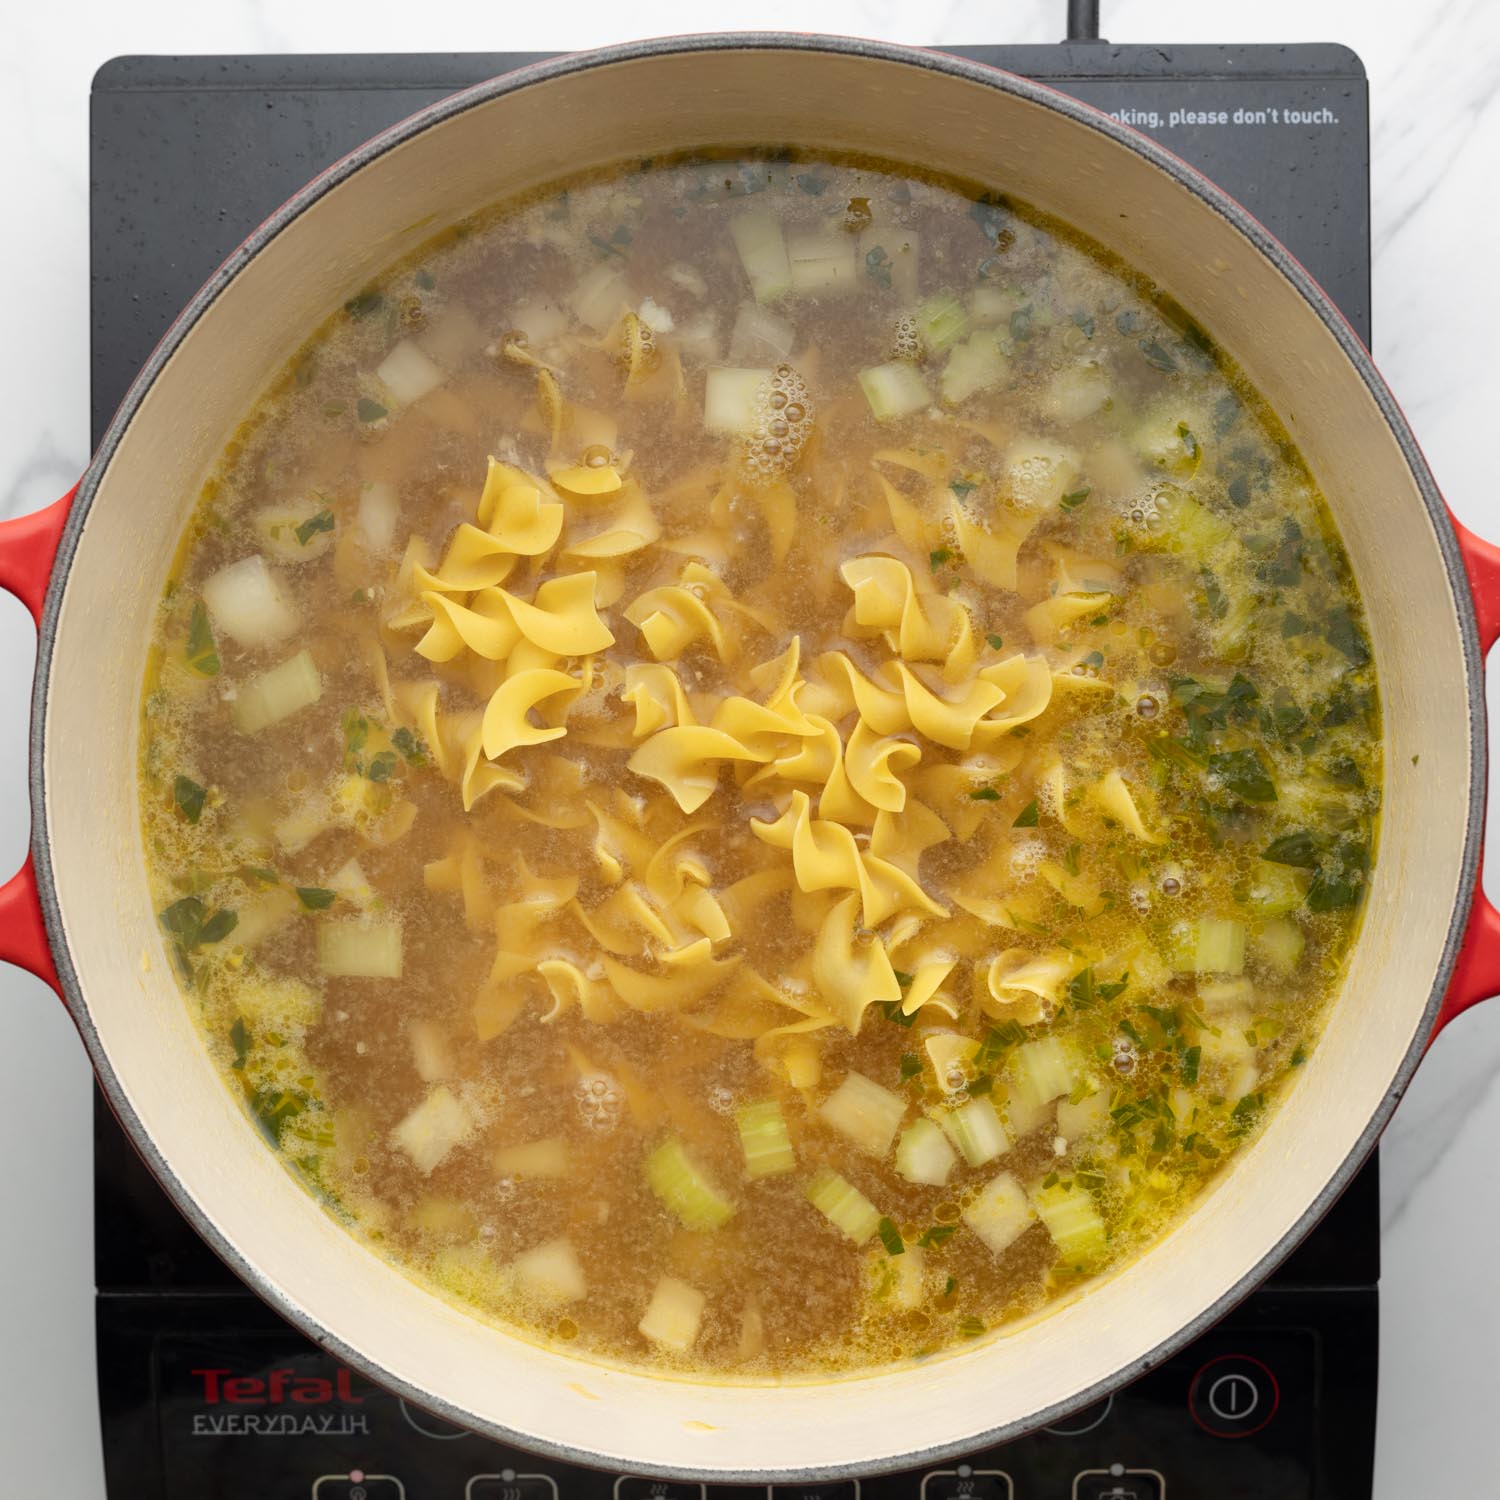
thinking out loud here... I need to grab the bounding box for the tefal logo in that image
[192,1366,364,1406]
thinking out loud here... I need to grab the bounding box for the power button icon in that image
[1188,1354,1280,1439]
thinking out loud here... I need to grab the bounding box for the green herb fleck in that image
[186,602,219,677]
[879,1001,917,1028]
[366,750,399,783]
[1060,487,1092,511]
[968,786,1000,802]
[173,775,207,825]
[1139,338,1178,373]
[950,478,978,501]
[229,1017,250,1071]
[795,172,829,195]
[929,547,954,571]
[294,509,335,547]
[159,896,238,953]
[1072,309,1096,339]
[899,1053,922,1083]
[1012,798,1040,828]
[391,726,427,766]
[1290,1044,1308,1067]
[414,269,436,290]
[877,1217,906,1256]
[986,632,1005,650]
[1009,306,1033,341]
[356,397,388,424]
[296,887,336,911]
[343,289,383,319]
[1181,1046,1201,1085]
[1208,748,1277,803]
[917,1224,958,1249]
[864,245,893,288]
[1262,831,1320,868]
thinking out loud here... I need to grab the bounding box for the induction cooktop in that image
[90,37,1378,1500]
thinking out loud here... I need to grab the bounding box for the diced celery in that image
[819,1072,907,1157]
[645,1139,735,1230]
[233,650,322,734]
[1248,863,1309,916]
[203,554,299,649]
[408,1020,453,1082]
[1192,917,1248,975]
[1255,917,1307,974]
[1055,1089,1110,1143]
[895,1118,957,1187]
[494,1136,570,1179]
[940,329,1009,405]
[806,1168,882,1244]
[1197,977,1255,1016]
[937,1097,1011,1168]
[736,1100,795,1179]
[508,296,571,345]
[1032,1181,1108,1266]
[858,361,931,422]
[1000,1082,1049,1140]
[787,231,859,293]
[638,1275,706,1351]
[963,1171,1035,1256]
[317,917,403,979]
[391,1085,473,1174]
[728,302,795,364]
[1212,587,1257,662]
[1008,1036,1076,1114]
[510,1237,586,1303]
[704,367,770,435]
[969,285,1022,326]
[232,888,299,950]
[729,208,792,303]
[916,292,970,352]
[376,338,445,406]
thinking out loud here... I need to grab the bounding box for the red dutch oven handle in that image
[1,488,1499,1033]
[1439,514,1500,1034]
[0,485,79,995]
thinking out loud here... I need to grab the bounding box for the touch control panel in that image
[95,1286,1374,1500]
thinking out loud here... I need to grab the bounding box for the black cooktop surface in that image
[91,42,1377,1499]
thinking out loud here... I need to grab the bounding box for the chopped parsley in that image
[1012,798,1039,828]
[173,774,207,825]
[296,887,336,911]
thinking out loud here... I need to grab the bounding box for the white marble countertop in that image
[2,0,1499,1493]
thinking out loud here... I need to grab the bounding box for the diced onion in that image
[510,1237,586,1304]
[253,500,336,563]
[729,208,791,304]
[704,367,770,436]
[202,554,299,649]
[895,1118,956,1187]
[728,302,795,364]
[818,1072,906,1158]
[570,264,633,334]
[786,231,858,294]
[390,1085,472,1174]
[327,857,377,909]
[408,1020,453,1083]
[376,338,445,406]
[638,1275,706,1351]
[494,1137,570,1179]
[940,330,1009,405]
[508,296,571,345]
[858,361,930,422]
[316,917,403,979]
[963,1171,1035,1256]
[357,481,399,554]
[232,650,322,735]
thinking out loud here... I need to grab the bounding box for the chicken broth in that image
[138,151,1380,1376]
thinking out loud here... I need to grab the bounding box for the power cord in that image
[1066,0,1105,42]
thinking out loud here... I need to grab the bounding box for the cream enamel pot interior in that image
[5,33,1500,1482]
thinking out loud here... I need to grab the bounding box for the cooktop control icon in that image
[1072,1466,1166,1500]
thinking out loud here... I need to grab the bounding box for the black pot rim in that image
[30,30,1483,1483]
